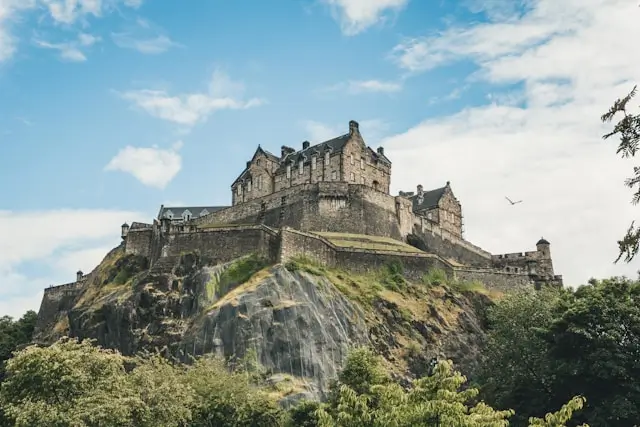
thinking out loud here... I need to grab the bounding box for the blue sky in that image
[1,0,639,318]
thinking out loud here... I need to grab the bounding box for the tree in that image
[601,85,640,262]
[0,310,38,376]
[476,279,640,426]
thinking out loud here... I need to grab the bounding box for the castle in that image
[40,120,562,317]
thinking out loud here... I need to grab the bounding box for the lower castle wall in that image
[279,228,454,282]
[125,229,152,257]
[33,281,84,340]
[163,226,279,264]
[410,222,492,268]
[454,268,534,293]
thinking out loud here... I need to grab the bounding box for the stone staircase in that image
[149,255,179,276]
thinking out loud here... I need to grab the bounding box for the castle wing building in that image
[230,120,392,206]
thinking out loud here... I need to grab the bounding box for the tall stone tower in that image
[535,237,555,279]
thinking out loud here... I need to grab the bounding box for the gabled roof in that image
[276,134,351,173]
[157,206,227,220]
[409,186,447,211]
[253,145,279,163]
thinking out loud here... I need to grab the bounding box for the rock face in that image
[35,247,492,404]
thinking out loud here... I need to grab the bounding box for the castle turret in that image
[121,222,130,239]
[76,270,83,282]
[535,237,555,279]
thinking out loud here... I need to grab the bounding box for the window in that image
[257,175,263,190]
[427,212,432,220]
[247,180,252,192]
[237,186,242,195]
[183,210,192,221]
[361,176,365,184]
[286,165,291,178]
[256,159,261,166]
[299,160,304,175]
[312,156,317,170]
[350,172,355,182]
[325,152,330,165]
[350,154,354,165]
[360,158,365,170]
[331,171,337,180]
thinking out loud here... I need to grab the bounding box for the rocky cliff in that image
[34,245,495,405]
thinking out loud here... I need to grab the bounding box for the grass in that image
[422,268,449,287]
[198,223,256,229]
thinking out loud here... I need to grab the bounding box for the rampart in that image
[33,280,85,340]
[278,227,455,282]
[159,224,280,265]
[453,268,534,293]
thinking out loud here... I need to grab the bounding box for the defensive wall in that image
[453,268,534,293]
[191,182,494,268]
[33,280,85,340]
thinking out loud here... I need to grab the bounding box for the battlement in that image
[492,250,538,260]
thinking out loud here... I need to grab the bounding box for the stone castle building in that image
[40,120,562,322]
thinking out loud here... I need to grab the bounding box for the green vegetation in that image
[207,254,269,300]
[422,267,448,287]
[602,86,640,262]
[475,277,640,426]
[0,339,588,427]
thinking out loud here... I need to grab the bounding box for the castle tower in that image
[535,237,555,278]
[121,223,130,239]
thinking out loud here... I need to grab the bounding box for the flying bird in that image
[505,196,523,205]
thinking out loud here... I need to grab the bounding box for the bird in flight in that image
[505,196,523,205]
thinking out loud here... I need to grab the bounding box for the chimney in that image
[281,145,295,159]
[246,161,251,168]
[76,270,83,281]
[302,141,310,150]
[377,146,384,156]
[349,120,359,135]
[417,184,424,196]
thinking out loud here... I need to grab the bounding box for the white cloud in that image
[322,0,408,35]
[324,79,403,94]
[0,208,140,318]
[33,32,99,62]
[384,0,640,286]
[0,0,139,63]
[111,33,177,54]
[111,17,179,54]
[118,70,266,126]
[104,141,183,189]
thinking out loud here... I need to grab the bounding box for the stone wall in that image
[453,268,534,293]
[410,219,493,267]
[162,225,280,265]
[125,228,152,257]
[279,228,454,282]
[33,281,84,340]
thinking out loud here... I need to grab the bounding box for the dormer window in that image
[299,160,304,174]
[312,156,317,170]
[182,210,192,221]
[325,152,330,165]
[165,210,174,220]
[286,164,291,178]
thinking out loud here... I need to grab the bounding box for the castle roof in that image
[157,206,227,220]
[537,237,550,245]
[408,186,447,211]
[276,133,351,171]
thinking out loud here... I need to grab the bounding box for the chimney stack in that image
[417,184,424,196]
[377,147,384,156]
[349,120,359,135]
[302,141,310,150]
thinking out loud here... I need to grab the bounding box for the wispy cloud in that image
[323,79,403,94]
[33,32,100,62]
[322,0,409,35]
[104,141,183,189]
[111,17,179,54]
[303,119,390,144]
[117,69,266,126]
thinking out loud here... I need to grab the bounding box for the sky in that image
[1,0,639,319]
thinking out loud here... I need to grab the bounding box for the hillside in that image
[34,244,498,405]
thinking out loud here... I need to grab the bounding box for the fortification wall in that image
[33,281,84,340]
[162,225,280,265]
[279,228,454,282]
[125,228,152,257]
[454,268,534,293]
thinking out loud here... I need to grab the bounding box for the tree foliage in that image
[477,279,640,426]
[602,85,640,262]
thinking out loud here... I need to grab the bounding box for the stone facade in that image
[230,121,391,206]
